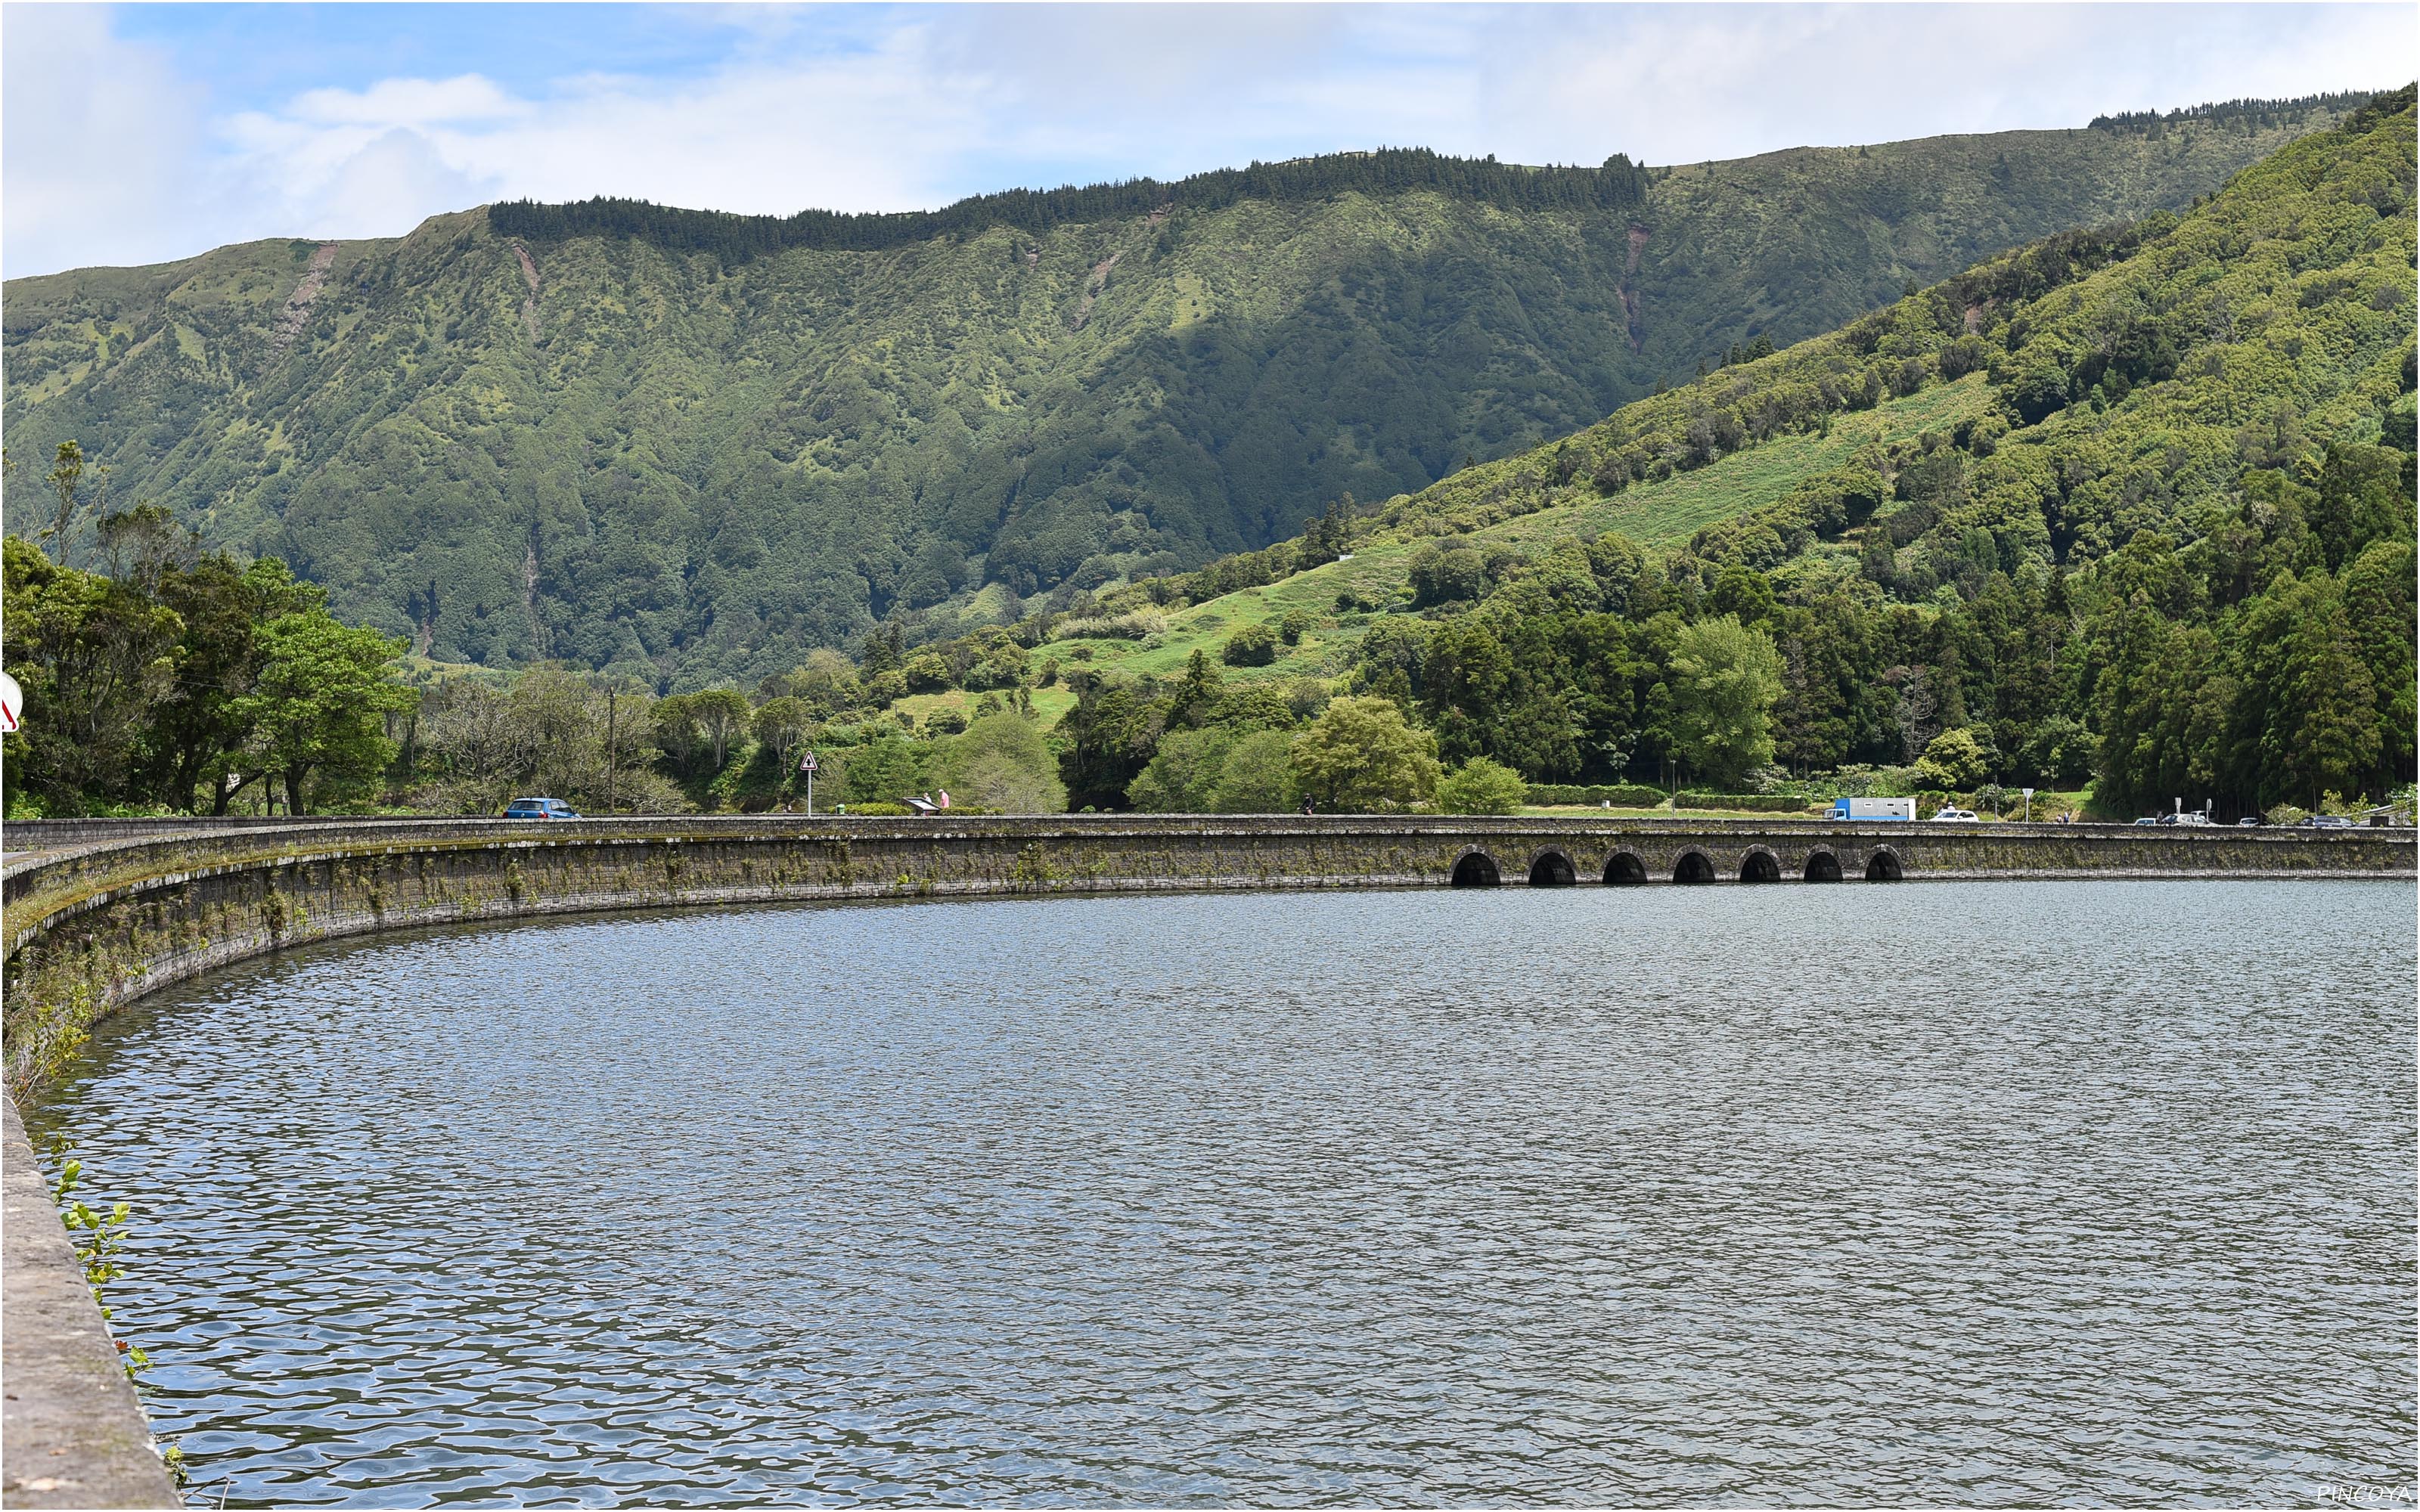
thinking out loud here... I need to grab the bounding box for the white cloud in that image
[5,3,2412,277]
[1,4,216,275]
[287,74,529,128]
[309,127,491,237]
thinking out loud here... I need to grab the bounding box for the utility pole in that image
[800,751,818,816]
[605,689,617,816]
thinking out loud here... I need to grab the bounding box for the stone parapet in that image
[1,1096,178,1509]
[5,816,2410,1035]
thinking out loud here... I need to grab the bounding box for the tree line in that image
[489,148,1652,262]
[2,448,420,819]
[2090,90,2374,133]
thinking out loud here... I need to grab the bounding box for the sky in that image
[3,2,2410,277]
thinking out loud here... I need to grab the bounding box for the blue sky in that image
[5,3,2411,277]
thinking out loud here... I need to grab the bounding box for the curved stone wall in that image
[7,815,2411,1040]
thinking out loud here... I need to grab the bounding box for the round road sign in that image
[0,671,20,734]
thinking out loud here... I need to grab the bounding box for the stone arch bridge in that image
[5,813,2409,1033]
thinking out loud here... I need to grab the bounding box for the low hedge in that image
[1527,783,1669,807]
[1528,784,1819,813]
[1677,792,1822,813]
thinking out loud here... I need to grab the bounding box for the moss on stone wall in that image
[4,817,2407,1101]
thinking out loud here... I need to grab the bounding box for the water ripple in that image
[29,881,2418,1507]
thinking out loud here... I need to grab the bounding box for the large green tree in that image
[939,712,1067,813]
[234,613,414,813]
[150,556,327,813]
[1290,695,1440,812]
[2233,572,2383,808]
[0,537,180,814]
[1126,728,1236,813]
[1207,730,1298,813]
[1663,615,1783,788]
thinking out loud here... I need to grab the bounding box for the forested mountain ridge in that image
[2,98,2367,688]
[1028,86,2415,816]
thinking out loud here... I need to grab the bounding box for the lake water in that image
[29,881,2418,1507]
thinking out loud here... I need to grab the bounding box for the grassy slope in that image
[1046,376,1996,690]
[1047,91,2418,719]
[2,110,2350,688]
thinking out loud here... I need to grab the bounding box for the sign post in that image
[2021,786,2034,823]
[799,751,817,816]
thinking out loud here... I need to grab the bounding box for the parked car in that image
[2133,816,2161,826]
[503,797,581,820]
[1930,807,1979,823]
[2156,811,2213,826]
[2236,816,2262,826]
[2301,813,2356,828]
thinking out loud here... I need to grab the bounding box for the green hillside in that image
[2,99,2364,688]
[1005,87,2416,814]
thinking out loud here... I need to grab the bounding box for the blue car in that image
[504,797,581,820]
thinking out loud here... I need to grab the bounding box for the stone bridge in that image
[6,813,2412,1033]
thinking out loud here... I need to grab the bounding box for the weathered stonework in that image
[6,815,2412,1040]
[2,1097,178,1509]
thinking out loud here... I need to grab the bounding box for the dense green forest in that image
[2,99,2361,689]
[880,86,2420,820]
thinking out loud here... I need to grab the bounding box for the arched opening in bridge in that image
[1528,851,1577,887]
[1805,851,1843,883]
[1451,852,1502,888]
[1739,850,1781,885]
[1674,851,1716,885]
[1865,850,1903,882]
[1603,853,1647,885]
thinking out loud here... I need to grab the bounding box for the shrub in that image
[1277,608,1316,646]
[1437,758,1528,814]
[1221,623,1278,667]
[1526,783,1668,807]
[1915,727,1990,789]
[1675,792,1822,813]
[5,982,97,1101]
[1054,609,1167,640]
[903,652,954,692]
